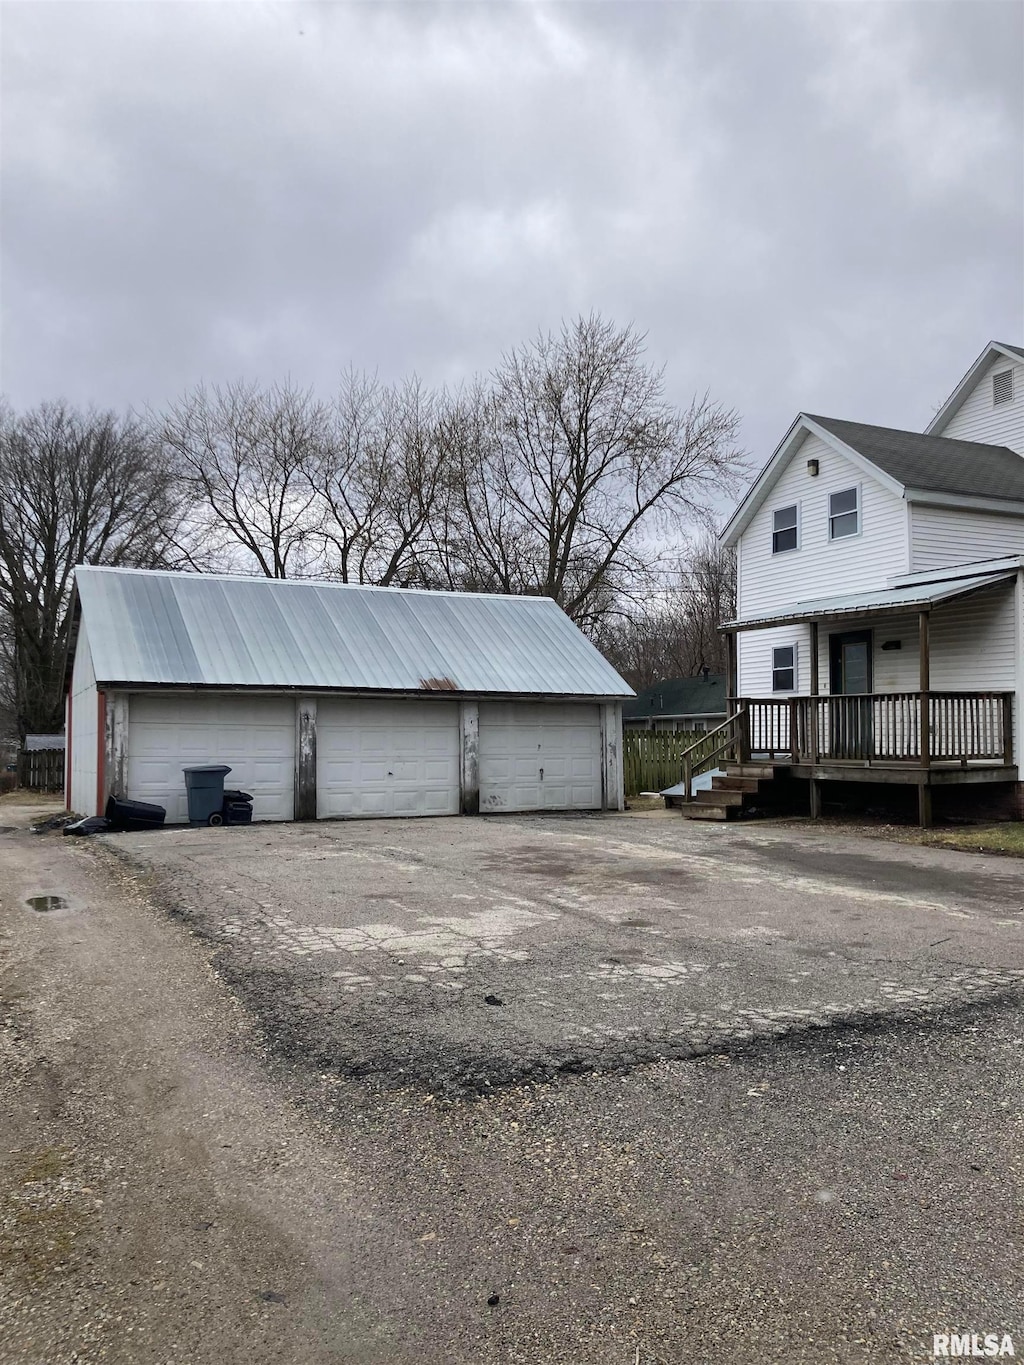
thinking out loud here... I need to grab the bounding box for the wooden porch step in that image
[696,787,745,807]
[679,802,732,821]
[724,763,778,779]
[712,775,760,793]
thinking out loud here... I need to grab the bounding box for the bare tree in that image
[314,373,451,585]
[595,533,737,689]
[0,400,194,738]
[435,314,742,629]
[672,531,737,675]
[160,381,325,578]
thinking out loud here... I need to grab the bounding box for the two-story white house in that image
[692,342,1024,826]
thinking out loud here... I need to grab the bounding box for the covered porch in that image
[713,570,1020,826]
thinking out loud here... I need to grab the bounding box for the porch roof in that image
[723,569,1016,632]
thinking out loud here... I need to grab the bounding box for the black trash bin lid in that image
[182,765,232,775]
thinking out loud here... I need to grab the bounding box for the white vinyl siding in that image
[127,695,296,823]
[910,505,1024,572]
[742,585,1015,704]
[930,583,1017,691]
[478,702,602,812]
[738,433,907,623]
[69,618,100,816]
[736,434,907,695]
[738,625,812,698]
[938,354,1024,454]
[316,698,459,819]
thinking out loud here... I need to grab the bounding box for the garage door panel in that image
[127,696,295,823]
[479,702,602,812]
[317,699,459,819]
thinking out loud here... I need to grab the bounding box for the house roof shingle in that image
[623,674,726,720]
[806,416,1024,504]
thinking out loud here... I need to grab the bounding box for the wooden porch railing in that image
[737,692,1013,767]
[679,710,749,801]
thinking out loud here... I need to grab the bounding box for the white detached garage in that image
[64,568,633,823]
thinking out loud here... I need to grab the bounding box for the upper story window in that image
[772,645,795,691]
[772,504,798,553]
[993,369,1014,405]
[829,486,860,540]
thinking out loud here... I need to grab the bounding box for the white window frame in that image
[771,503,800,555]
[828,485,861,541]
[772,644,796,692]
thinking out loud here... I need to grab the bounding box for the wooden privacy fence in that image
[18,748,65,792]
[623,730,720,796]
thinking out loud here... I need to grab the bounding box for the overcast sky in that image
[2,0,1022,470]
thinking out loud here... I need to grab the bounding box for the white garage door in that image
[127,695,296,823]
[317,698,460,819]
[479,702,602,813]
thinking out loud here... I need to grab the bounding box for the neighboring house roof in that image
[724,569,1016,631]
[805,416,1024,504]
[623,675,727,720]
[926,341,1024,436]
[69,567,633,699]
[24,734,65,751]
[721,412,1024,547]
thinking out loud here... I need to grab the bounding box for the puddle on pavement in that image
[0,826,16,836]
[26,895,68,914]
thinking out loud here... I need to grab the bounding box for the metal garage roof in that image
[73,568,633,698]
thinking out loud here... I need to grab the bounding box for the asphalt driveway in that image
[5,802,1024,1364]
[112,810,1024,1096]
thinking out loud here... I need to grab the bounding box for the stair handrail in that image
[680,705,748,804]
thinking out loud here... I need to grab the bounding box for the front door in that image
[829,631,873,759]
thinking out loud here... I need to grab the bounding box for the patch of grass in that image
[915,823,1024,857]
[768,813,1024,857]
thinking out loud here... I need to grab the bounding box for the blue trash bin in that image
[182,765,232,826]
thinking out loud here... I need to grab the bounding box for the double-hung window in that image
[772,645,796,692]
[772,504,798,553]
[829,487,860,540]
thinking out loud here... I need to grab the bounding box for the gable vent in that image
[993,369,1014,405]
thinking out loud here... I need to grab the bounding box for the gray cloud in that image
[2,0,1021,471]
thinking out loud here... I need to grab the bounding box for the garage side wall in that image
[602,702,624,811]
[69,619,100,816]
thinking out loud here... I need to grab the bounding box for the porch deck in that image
[680,691,1017,825]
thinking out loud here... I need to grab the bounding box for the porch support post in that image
[294,697,317,821]
[918,782,932,829]
[726,630,738,704]
[809,778,822,820]
[809,622,819,695]
[1003,693,1014,769]
[459,700,480,815]
[919,609,931,771]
